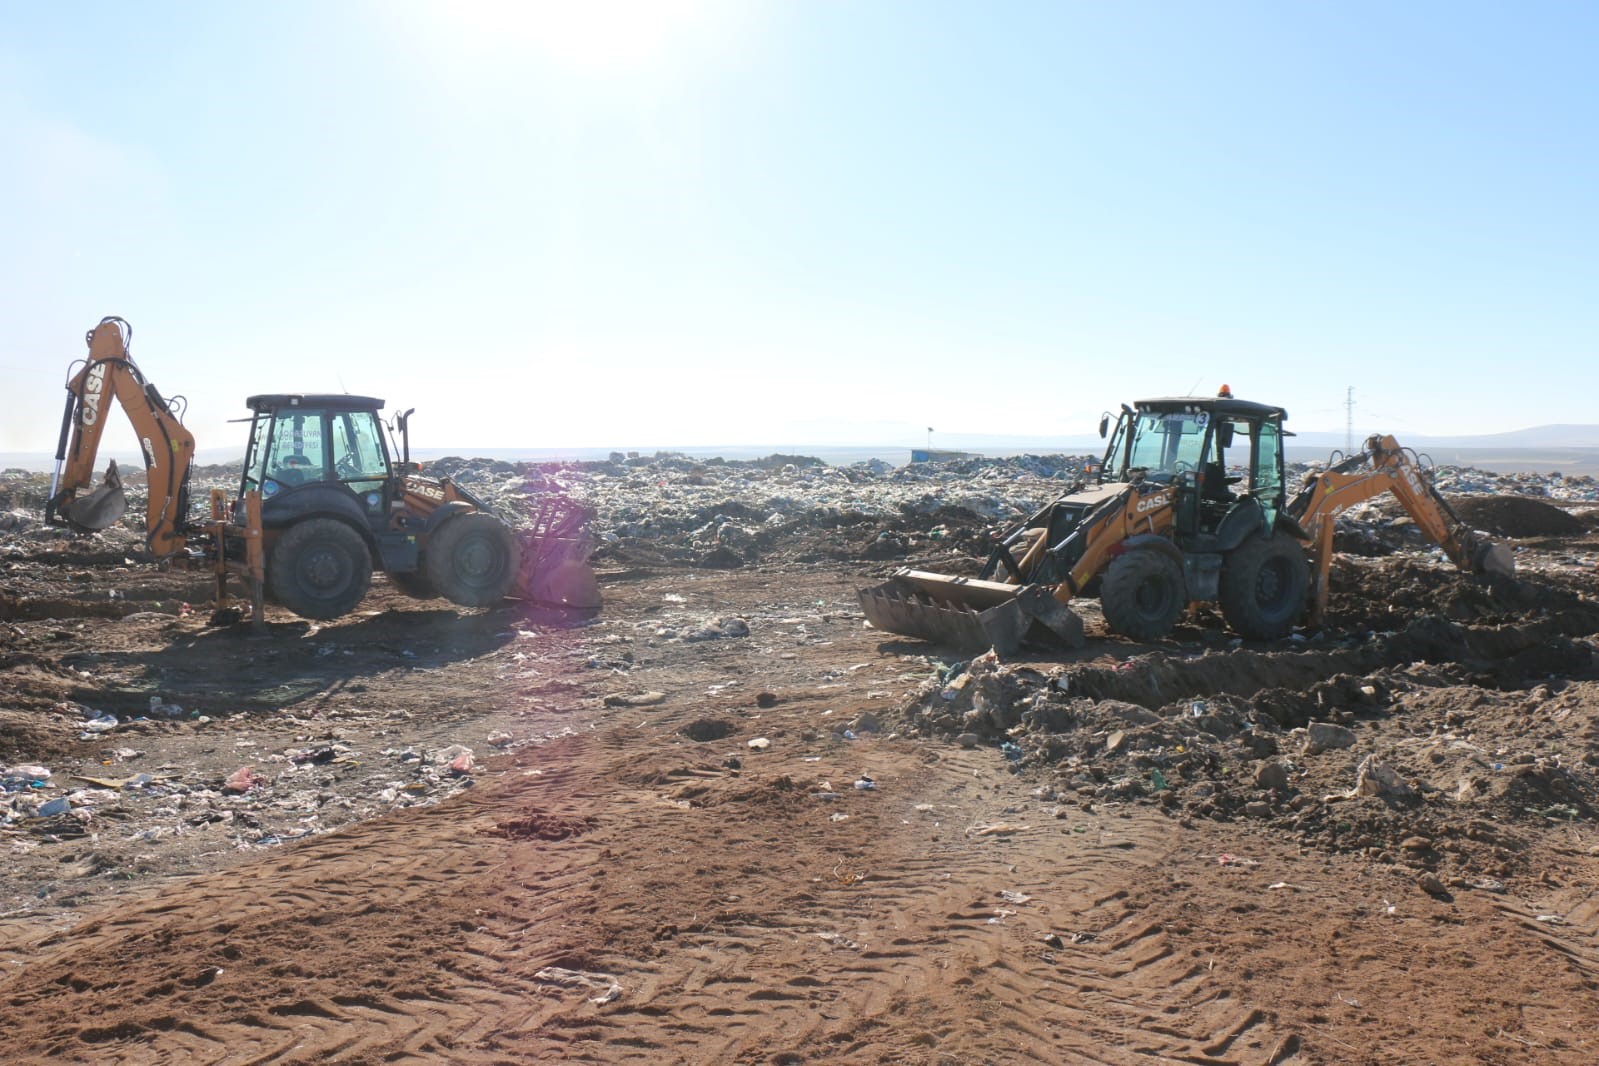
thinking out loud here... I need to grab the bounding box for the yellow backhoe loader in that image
[859,389,1513,654]
[45,317,600,625]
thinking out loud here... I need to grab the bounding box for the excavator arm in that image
[45,317,197,558]
[1287,434,1513,623]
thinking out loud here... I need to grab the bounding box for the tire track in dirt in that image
[451,724,1301,1066]
[0,730,615,1064]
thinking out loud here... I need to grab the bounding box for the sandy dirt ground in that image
[3,490,1599,1064]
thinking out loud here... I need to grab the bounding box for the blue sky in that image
[2,1,1595,458]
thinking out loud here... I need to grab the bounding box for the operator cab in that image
[1100,392,1290,542]
[240,395,394,524]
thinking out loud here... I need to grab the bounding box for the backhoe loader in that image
[45,317,599,625]
[859,388,1513,654]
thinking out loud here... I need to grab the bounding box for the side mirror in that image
[1098,414,1110,439]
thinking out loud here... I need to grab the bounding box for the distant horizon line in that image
[7,436,1599,477]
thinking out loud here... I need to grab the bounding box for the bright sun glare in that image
[447,0,708,68]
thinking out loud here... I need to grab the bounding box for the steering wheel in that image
[335,454,360,479]
[1170,460,1195,479]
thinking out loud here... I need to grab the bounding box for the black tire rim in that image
[1255,557,1292,613]
[1135,573,1176,620]
[298,544,353,599]
[457,534,504,589]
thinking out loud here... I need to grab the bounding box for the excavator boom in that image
[46,318,196,557]
[1288,434,1513,622]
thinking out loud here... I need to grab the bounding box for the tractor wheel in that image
[268,518,373,620]
[386,569,438,600]
[427,512,521,608]
[1101,549,1185,641]
[1219,534,1309,640]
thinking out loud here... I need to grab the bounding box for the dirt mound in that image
[1453,495,1585,537]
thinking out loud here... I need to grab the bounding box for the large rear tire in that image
[268,518,373,620]
[1219,534,1309,640]
[1101,549,1185,641]
[427,512,521,608]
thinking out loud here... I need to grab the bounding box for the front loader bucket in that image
[858,569,1084,655]
[517,495,602,612]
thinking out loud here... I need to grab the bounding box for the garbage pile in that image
[6,454,1594,577]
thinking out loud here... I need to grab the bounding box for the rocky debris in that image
[890,553,1599,882]
[1303,722,1357,755]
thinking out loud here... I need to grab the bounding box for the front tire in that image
[1101,549,1185,640]
[1219,534,1309,639]
[427,513,521,607]
[269,518,373,620]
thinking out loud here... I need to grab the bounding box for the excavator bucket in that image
[516,496,602,612]
[1475,540,1515,578]
[64,460,128,532]
[858,569,1084,655]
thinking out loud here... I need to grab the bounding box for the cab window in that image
[264,410,327,489]
[331,411,389,481]
[1125,412,1208,481]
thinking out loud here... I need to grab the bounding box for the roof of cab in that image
[1134,396,1288,421]
[245,394,385,413]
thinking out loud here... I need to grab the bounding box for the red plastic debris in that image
[222,766,261,794]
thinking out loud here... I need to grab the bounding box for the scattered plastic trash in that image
[1,765,51,792]
[222,766,261,794]
[36,796,71,818]
[79,712,120,737]
[853,776,876,790]
[148,696,184,719]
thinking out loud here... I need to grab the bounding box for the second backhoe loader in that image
[859,388,1512,654]
[45,317,599,625]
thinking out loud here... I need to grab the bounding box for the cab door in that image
[1250,419,1285,533]
[329,410,393,529]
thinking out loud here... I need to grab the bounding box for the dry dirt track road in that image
[3,565,1598,1065]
